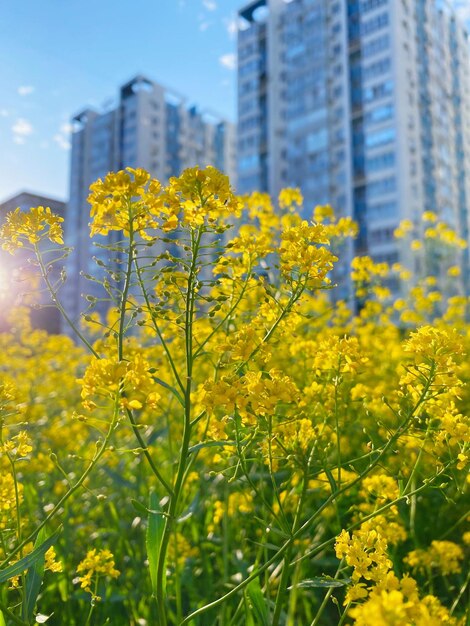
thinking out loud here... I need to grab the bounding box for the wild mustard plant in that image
[0,167,467,625]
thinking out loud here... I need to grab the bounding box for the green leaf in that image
[153,377,185,407]
[246,579,270,626]
[324,468,338,494]
[0,528,61,584]
[0,610,5,626]
[22,527,49,622]
[288,577,350,590]
[188,440,236,454]
[146,491,166,597]
[131,499,150,515]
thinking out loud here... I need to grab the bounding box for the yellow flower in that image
[79,354,161,411]
[163,165,241,229]
[0,206,64,253]
[3,431,32,457]
[279,221,337,286]
[404,541,464,575]
[76,549,119,598]
[0,472,23,529]
[447,265,461,277]
[335,528,392,584]
[422,211,437,223]
[313,204,334,223]
[394,219,413,239]
[88,167,163,239]
[351,256,388,283]
[45,547,63,573]
[278,188,303,210]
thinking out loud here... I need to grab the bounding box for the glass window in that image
[365,151,395,172]
[365,126,395,148]
[306,128,329,152]
[364,103,394,125]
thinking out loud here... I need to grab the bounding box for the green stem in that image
[34,243,99,357]
[309,560,344,626]
[154,226,203,626]
[133,253,185,395]
[0,602,29,626]
[1,400,119,568]
[181,444,448,625]
[272,460,310,626]
[119,215,173,496]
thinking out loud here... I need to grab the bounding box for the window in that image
[363,80,393,102]
[367,176,396,198]
[361,0,388,11]
[362,57,391,81]
[364,103,394,125]
[365,151,395,172]
[362,34,389,56]
[369,225,395,244]
[239,153,260,171]
[365,126,395,148]
[367,200,397,219]
[307,128,329,152]
[362,12,389,36]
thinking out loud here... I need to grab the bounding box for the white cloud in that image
[203,0,217,10]
[12,118,33,144]
[453,1,470,23]
[224,16,238,39]
[53,134,70,150]
[18,85,35,96]
[219,53,237,70]
[53,122,72,150]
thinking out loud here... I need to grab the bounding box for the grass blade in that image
[246,579,270,626]
[0,528,61,584]
[146,491,165,596]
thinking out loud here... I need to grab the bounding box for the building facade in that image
[65,75,237,323]
[0,192,66,333]
[237,0,470,290]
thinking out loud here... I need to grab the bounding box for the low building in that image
[0,191,66,333]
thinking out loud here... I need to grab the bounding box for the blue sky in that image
[1,1,469,203]
[0,0,241,201]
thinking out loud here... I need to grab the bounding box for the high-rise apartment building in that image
[237,0,470,288]
[65,75,237,323]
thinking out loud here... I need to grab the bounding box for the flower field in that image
[0,167,468,625]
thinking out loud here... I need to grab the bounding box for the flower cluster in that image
[349,578,458,626]
[76,549,120,598]
[279,221,337,287]
[0,206,64,253]
[88,167,163,239]
[404,540,464,576]
[162,165,242,229]
[79,354,161,411]
[337,530,459,625]
[335,528,392,586]
[2,431,33,458]
[0,472,22,530]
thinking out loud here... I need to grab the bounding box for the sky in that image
[0,0,241,202]
[1,0,469,203]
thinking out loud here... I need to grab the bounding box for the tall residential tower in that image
[237,0,470,285]
[65,75,236,322]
